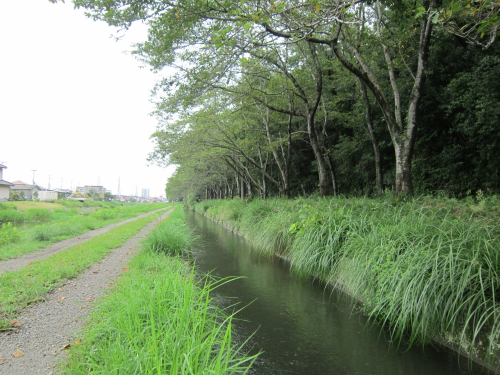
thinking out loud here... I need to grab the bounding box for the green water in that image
[186,211,490,375]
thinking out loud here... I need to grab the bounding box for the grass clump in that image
[63,206,258,374]
[0,223,21,247]
[142,207,195,257]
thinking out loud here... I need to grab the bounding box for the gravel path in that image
[0,209,173,375]
[0,207,168,275]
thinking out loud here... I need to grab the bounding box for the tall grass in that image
[63,206,258,374]
[193,197,500,365]
[142,208,195,257]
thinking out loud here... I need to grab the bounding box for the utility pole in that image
[31,170,36,185]
[117,176,121,198]
[48,175,52,190]
[61,177,63,189]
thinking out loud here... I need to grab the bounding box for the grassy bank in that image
[192,196,500,367]
[0,209,167,328]
[63,206,258,374]
[0,202,168,260]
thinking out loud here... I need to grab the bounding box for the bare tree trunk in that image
[359,79,383,196]
[240,176,245,199]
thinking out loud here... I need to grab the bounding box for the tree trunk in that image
[359,79,383,196]
[240,176,245,199]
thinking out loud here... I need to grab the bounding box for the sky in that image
[0,0,176,197]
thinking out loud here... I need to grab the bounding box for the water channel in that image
[185,210,489,375]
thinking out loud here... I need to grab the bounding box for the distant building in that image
[141,188,150,198]
[10,183,46,200]
[0,164,14,201]
[76,185,106,195]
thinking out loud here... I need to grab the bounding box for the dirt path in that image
[0,209,173,375]
[0,207,169,275]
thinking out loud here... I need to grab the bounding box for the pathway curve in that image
[0,209,173,375]
[0,207,169,275]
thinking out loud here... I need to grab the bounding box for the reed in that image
[193,196,500,365]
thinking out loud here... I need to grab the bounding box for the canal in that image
[185,210,489,375]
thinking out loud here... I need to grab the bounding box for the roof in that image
[10,184,45,190]
[12,180,28,185]
[0,179,14,186]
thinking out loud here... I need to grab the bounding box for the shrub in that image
[0,223,21,246]
[25,209,52,223]
[0,203,17,211]
[90,209,117,221]
[0,210,24,225]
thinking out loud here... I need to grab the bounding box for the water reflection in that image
[186,210,488,375]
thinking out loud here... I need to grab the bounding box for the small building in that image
[38,191,59,201]
[10,184,45,200]
[0,164,14,201]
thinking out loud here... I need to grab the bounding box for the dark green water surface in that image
[185,211,489,375]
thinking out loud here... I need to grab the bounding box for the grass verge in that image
[0,209,167,328]
[62,206,258,374]
[0,203,169,261]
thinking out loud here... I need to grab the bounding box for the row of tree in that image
[68,0,500,199]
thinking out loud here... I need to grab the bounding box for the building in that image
[0,164,14,201]
[141,188,150,198]
[76,185,106,195]
[10,183,46,200]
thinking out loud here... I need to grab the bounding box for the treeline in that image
[71,0,500,199]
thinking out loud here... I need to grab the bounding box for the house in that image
[0,164,14,201]
[10,183,46,200]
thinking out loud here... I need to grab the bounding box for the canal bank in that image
[186,209,493,374]
[190,197,500,372]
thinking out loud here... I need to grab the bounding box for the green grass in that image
[0,203,169,261]
[62,206,258,374]
[0,210,166,328]
[192,196,500,366]
[142,208,196,257]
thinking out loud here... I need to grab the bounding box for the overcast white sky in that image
[0,0,176,197]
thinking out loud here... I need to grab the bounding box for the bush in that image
[90,209,118,221]
[25,209,52,223]
[0,203,17,211]
[0,223,21,246]
[0,210,24,225]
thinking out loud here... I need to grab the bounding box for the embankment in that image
[191,196,500,370]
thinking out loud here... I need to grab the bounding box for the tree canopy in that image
[64,0,500,200]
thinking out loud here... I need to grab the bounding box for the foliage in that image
[73,0,500,199]
[0,223,21,247]
[142,209,195,257]
[25,208,52,223]
[90,208,118,220]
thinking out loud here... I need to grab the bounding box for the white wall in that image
[0,185,10,200]
[38,191,58,201]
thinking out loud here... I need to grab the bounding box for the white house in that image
[0,164,14,201]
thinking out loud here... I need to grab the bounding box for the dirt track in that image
[0,209,173,375]
[0,207,168,275]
